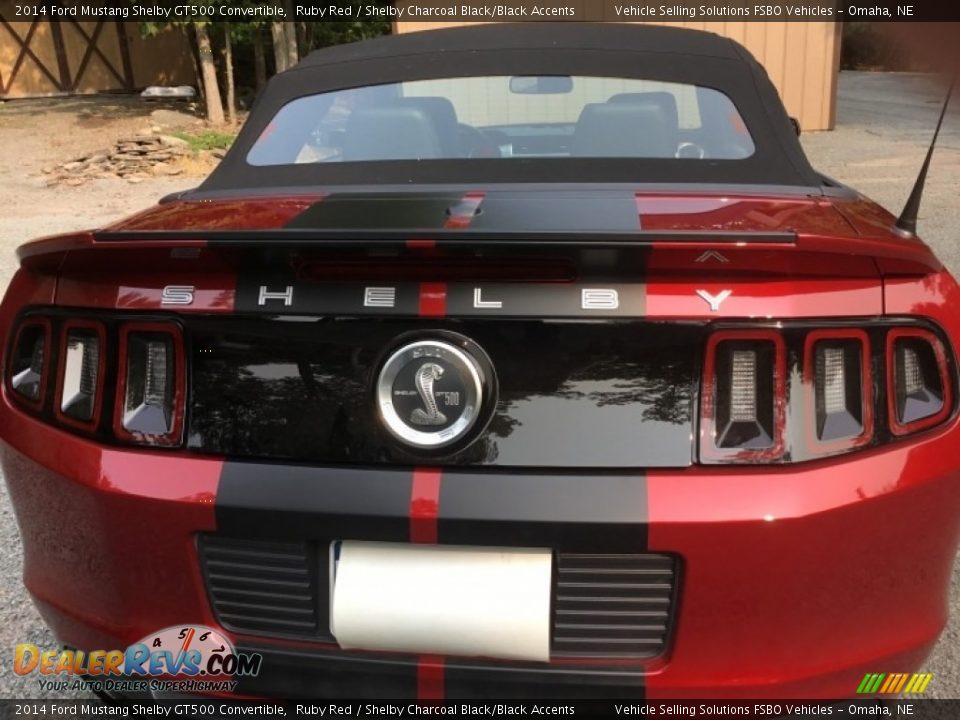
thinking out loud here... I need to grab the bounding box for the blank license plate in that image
[329,540,552,662]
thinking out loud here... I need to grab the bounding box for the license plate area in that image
[329,540,553,662]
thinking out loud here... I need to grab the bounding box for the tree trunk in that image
[270,22,288,73]
[195,23,225,125]
[282,19,299,69]
[186,25,204,102]
[253,27,267,91]
[281,0,299,68]
[301,22,314,55]
[296,21,307,56]
[223,25,236,126]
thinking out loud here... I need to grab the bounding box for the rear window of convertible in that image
[246,75,755,166]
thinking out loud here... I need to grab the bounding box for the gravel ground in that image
[0,97,201,701]
[0,97,202,284]
[0,72,959,701]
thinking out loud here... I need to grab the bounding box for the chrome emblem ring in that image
[376,338,487,449]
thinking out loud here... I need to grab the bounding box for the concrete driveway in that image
[802,72,960,274]
[0,71,958,699]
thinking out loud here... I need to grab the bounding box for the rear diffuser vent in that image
[552,553,677,658]
[199,535,677,658]
[199,536,322,638]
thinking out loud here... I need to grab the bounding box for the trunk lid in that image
[15,188,938,469]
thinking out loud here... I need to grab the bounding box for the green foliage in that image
[138,21,166,37]
[171,130,237,152]
[841,23,909,71]
[135,8,392,116]
[302,9,391,52]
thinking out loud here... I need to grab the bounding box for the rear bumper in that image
[3,404,959,699]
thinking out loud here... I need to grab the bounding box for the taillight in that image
[887,328,951,435]
[701,330,786,462]
[4,311,955,461]
[114,323,185,446]
[804,329,872,452]
[7,313,186,447]
[703,322,955,464]
[55,320,106,430]
[8,319,50,407]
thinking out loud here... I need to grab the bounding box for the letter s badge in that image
[161,285,195,306]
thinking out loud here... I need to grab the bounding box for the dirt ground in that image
[0,72,959,702]
[0,96,213,284]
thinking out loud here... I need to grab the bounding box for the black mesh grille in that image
[552,553,676,658]
[199,536,677,658]
[199,536,322,637]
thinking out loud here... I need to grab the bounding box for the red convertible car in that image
[2,23,959,700]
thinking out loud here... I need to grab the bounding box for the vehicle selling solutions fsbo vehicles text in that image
[613,4,837,17]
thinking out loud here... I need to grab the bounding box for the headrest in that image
[572,102,673,158]
[608,91,681,135]
[342,106,442,161]
[393,97,461,156]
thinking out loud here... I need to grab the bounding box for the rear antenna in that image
[895,73,956,235]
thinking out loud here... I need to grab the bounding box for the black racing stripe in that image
[234,644,418,699]
[232,277,422,315]
[468,190,641,232]
[443,661,645,700]
[232,280,649,317]
[284,192,465,230]
[437,471,648,553]
[215,463,412,542]
[444,283,646,317]
[234,643,645,700]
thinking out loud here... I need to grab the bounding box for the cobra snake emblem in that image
[410,362,447,426]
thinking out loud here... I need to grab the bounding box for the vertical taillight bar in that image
[803,329,873,453]
[7,318,51,410]
[701,329,786,463]
[887,328,952,436]
[54,319,107,431]
[113,322,186,446]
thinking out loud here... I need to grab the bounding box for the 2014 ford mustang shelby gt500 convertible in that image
[2,22,959,700]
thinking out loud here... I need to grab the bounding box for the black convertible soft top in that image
[201,23,822,193]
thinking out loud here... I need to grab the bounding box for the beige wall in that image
[0,20,194,99]
[395,21,841,131]
[406,76,708,128]
[128,27,195,89]
[59,21,126,95]
[0,21,62,97]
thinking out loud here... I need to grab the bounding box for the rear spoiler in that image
[17,226,942,279]
[91,228,796,248]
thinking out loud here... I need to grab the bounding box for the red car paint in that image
[2,190,959,699]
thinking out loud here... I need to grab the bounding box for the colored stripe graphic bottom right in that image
[857,672,933,695]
